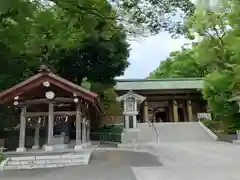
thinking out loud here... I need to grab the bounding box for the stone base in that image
[121,128,140,144]
[74,145,84,151]
[32,145,40,150]
[16,147,26,152]
[123,128,140,132]
[54,144,68,150]
[43,145,54,152]
[232,140,240,144]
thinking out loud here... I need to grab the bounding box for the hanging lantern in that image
[64,116,68,122]
[74,98,79,103]
[14,96,19,100]
[38,117,41,124]
[42,81,50,87]
[45,91,55,99]
[13,101,18,106]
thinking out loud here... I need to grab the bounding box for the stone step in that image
[7,158,85,166]
[3,152,92,170]
[4,162,85,170]
[138,122,216,142]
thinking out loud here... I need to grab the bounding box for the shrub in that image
[202,119,220,132]
[0,152,5,163]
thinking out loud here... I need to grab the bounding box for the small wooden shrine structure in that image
[0,65,102,152]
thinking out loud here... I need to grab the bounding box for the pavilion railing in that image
[90,132,122,146]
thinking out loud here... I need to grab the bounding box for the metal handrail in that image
[147,117,161,144]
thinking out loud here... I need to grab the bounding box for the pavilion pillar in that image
[187,100,193,122]
[85,119,91,147]
[86,120,91,144]
[143,101,149,122]
[16,106,27,152]
[45,102,54,151]
[82,117,86,145]
[75,103,82,151]
[173,100,179,122]
[32,121,40,149]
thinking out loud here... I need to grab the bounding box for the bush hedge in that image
[0,152,4,163]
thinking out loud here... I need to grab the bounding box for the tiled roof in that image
[115,78,204,91]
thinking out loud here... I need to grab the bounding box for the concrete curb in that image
[96,147,148,153]
[199,121,218,140]
[0,157,9,171]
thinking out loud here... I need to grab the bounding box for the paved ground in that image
[1,142,240,180]
[133,141,240,180]
[0,150,162,180]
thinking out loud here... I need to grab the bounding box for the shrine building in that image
[0,66,102,152]
[114,78,206,124]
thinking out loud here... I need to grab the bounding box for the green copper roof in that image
[115,78,204,91]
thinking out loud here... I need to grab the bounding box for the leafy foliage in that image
[149,1,240,131]
[112,0,196,36]
[148,48,206,78]
[0,152,4,162]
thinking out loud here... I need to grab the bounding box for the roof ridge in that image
[116,78,204,82]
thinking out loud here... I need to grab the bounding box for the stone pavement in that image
[132,141,240,180]
[1,142,240,180]
[0,150,162,180]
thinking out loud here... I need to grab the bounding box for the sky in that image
[120,32,191,79]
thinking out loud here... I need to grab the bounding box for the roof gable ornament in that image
[116,90,146,103]
[38,64,51,73]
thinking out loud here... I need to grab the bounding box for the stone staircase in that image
[1,151,92,170]
[138,122,216,143]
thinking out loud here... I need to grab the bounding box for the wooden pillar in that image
[168,100,173,122]
[32,121,40,149]
[82,117,86,144]
[16,106,27,152]
[173,100,179,122]
[45,103,54,151]
[75,103,82,151]
[143,101,149,122]
[187,100,193,122]
[86,120,90,142]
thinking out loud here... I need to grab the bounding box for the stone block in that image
[11,156,35,161]
[35,160,51,164]
[71,159,85,163]
[233,140,240,144]
[45,164,59,168]
[36,155,61,160]
[16,147,26,153]
[20,165,32,170]
[43,145,53,152]
[30,164,45,169]
[61,154,84,159]
[32,145,40,149]
[7,161,20,165]
[4,166,19,170]
[74,145,84,151]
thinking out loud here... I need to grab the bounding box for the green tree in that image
[48,0,196,36]
[0,0,130,88]
[148,47,206,78]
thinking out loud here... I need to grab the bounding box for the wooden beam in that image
[146,95,202,101]
[18,98,75,106]
[25,111,77,117]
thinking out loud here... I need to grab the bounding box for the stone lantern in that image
[117,90,146,144]
[117,90,145,129]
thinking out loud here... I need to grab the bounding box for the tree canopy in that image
[0,0,130,88]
